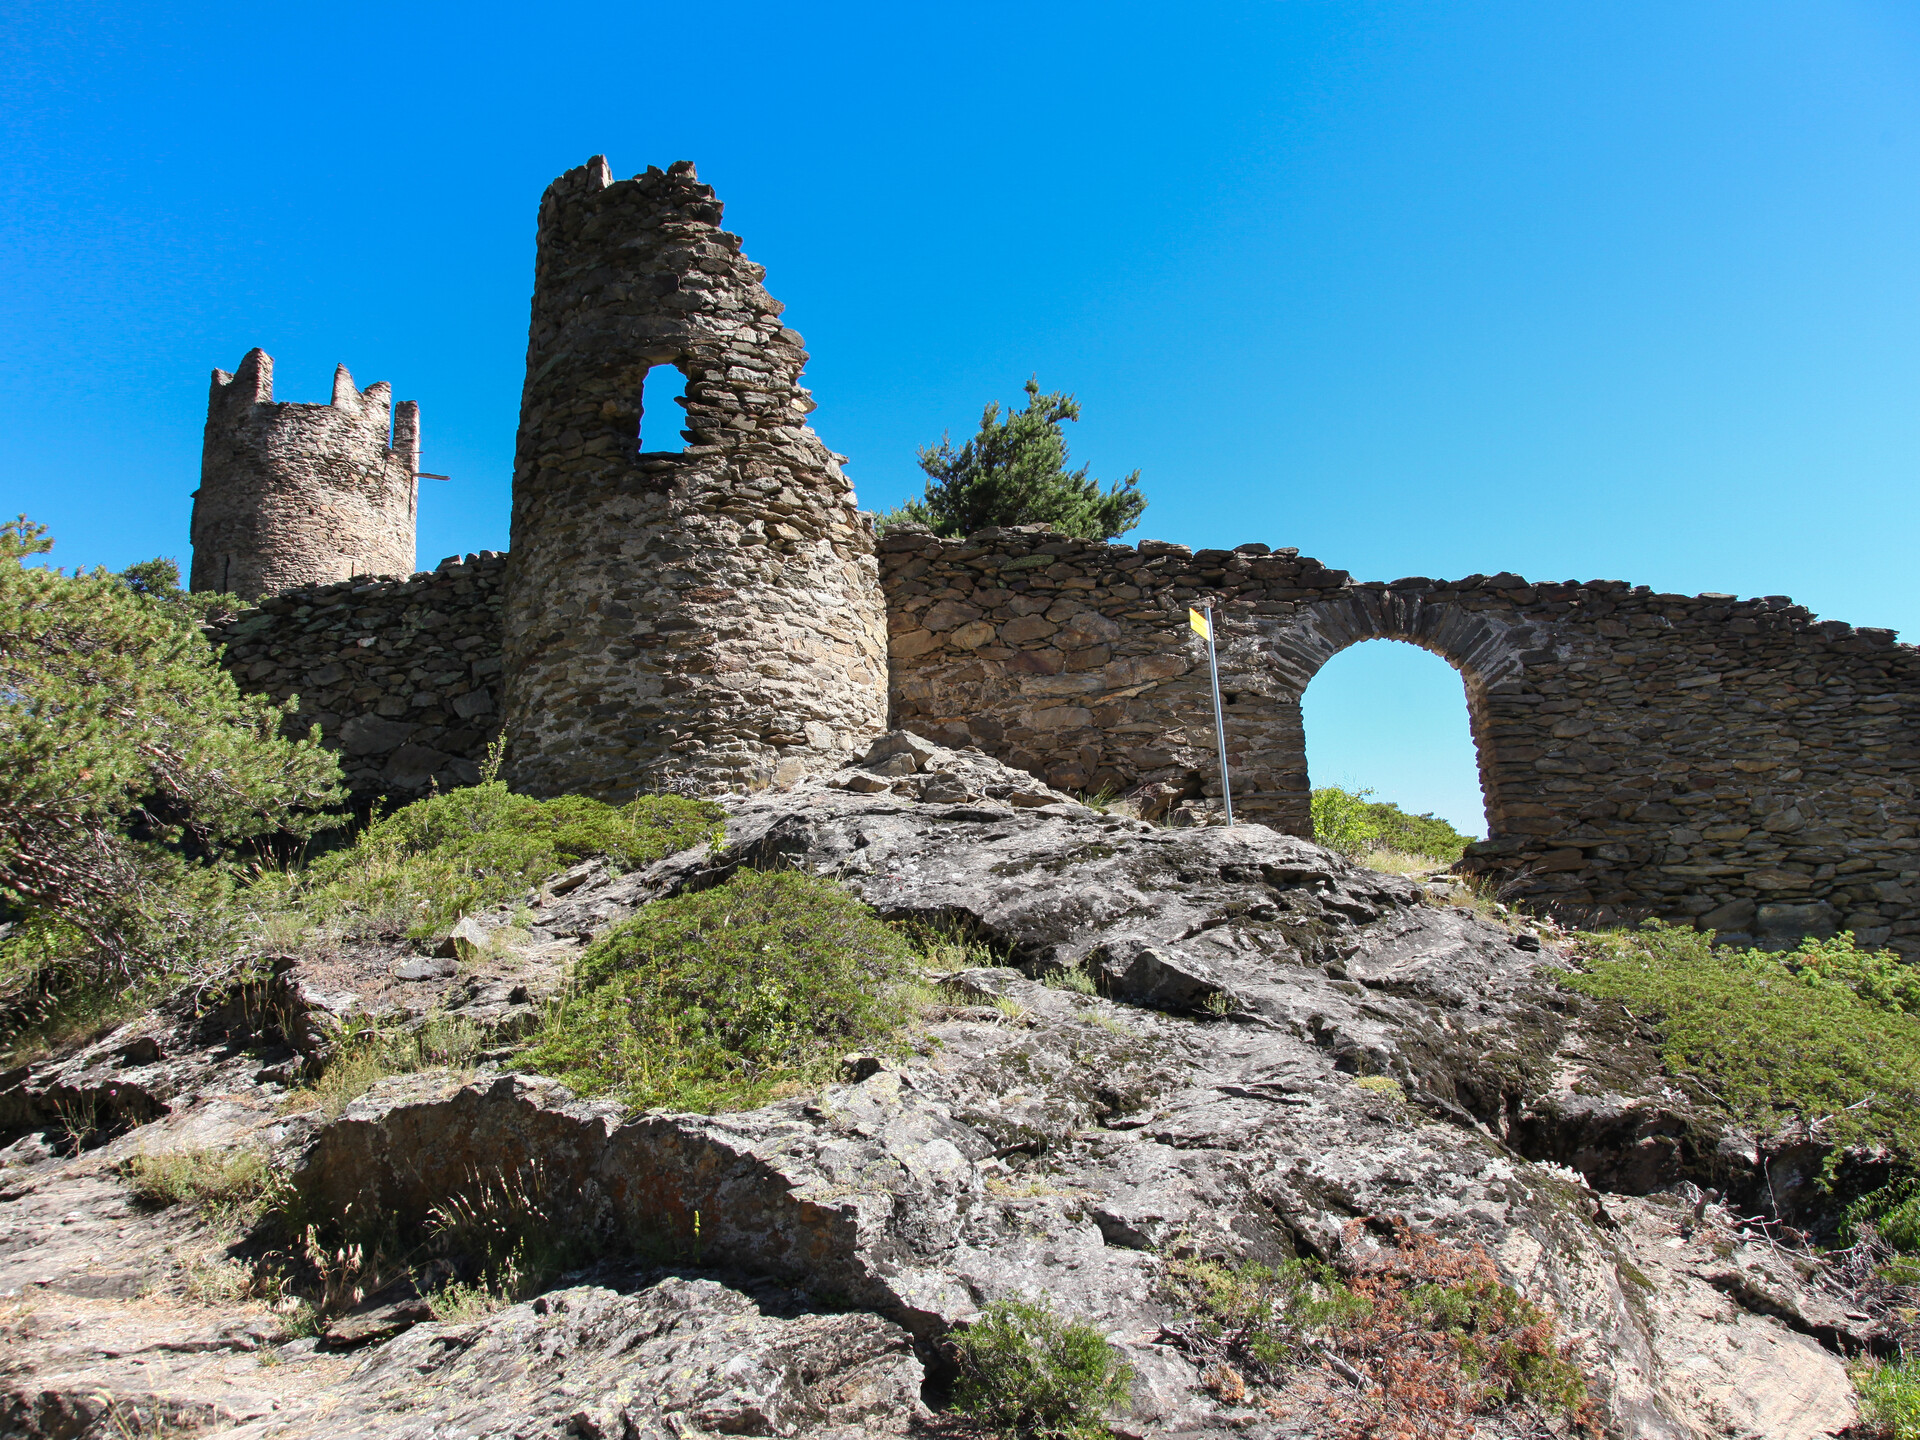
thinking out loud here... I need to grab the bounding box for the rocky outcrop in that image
[0,746,1871,1438]
[235,1275,927,1440]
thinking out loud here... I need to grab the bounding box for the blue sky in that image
[5,1,1917,835]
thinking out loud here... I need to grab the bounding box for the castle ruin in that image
[190,348,419,600]
[499,158,889,800]
[196,157,1920,953]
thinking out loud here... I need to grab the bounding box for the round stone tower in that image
[501,157,890,800]
[190,349,419,599]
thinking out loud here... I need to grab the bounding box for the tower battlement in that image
[190,348,419,599]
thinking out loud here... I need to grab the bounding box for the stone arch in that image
[1234,589,1556,841]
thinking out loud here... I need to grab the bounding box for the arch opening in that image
[639,363,689,454]
[1297,639,1488,865]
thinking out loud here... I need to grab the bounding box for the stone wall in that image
[190,156,1917,952]
[191,349,419,600]
[499,158,889,801]
[209,553,504,804]
[215,521,1920,950]
[879,525,1920,951]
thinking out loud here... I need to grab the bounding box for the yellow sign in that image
[1188,607,1210,640]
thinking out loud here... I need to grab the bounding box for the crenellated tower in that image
[190,349,419,599]
[500,157,889,800]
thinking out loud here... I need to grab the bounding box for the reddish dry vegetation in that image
[1309,1225,1599,1440]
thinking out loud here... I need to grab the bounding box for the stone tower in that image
[501,157,890,800]
[190,349,420,599]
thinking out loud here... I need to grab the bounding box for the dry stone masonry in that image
[880,524,1920,949]
[209,553,504,801]
[499,157,889,800]
[190,349,419,600]
[190,155,1919,951]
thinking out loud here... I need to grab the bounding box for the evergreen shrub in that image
[521,867,918,1112]
[878,379,1146,541]
[0,518,342,980]
[1564,922,1920,1166]
[950,1295,1134,1440]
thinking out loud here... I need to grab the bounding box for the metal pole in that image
[1204,603,1234,825]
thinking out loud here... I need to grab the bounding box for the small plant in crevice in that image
[121,1147,273,1231]
[1043,965,1097,996]
[279,1011,486,1120]
[1324,1227,1594,1432]
[1082,1011,1134,1039]
[421,1158,591,1317]
[1161,1227,1594,1434]
[1161,1251,1370,1383]
[1352,1075,1406,1105]
[895,913,1000,975]
[1855,1351,1920,1439]
[949,1294,1134,1440]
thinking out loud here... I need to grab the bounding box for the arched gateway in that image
[1235,586,1552,842]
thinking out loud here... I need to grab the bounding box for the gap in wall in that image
[1300,638,1488,839]
[640,365,688,453]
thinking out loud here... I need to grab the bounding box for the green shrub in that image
[121,1147,273,1229]
[1879,1194,1920,1254]
[1309,786,1474,864]
[1400,1275,1588,1413]
[1857,1354,1920,1439]
[1164,1253,1370,1377]
[521,868,918,1112]
[273,781,723,943]
[1846,1176,1920,1256]
[1563,922,1920,1165]
[950,1295,1134,1440]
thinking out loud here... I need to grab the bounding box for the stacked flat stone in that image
[217,517,1920,951]
[191,349,419,600]
[210,554,504,803]
[880,525,1920,950]
[499,157,889,801]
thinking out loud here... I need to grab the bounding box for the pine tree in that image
[0,518,344,976]
[881,379,1146,540]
